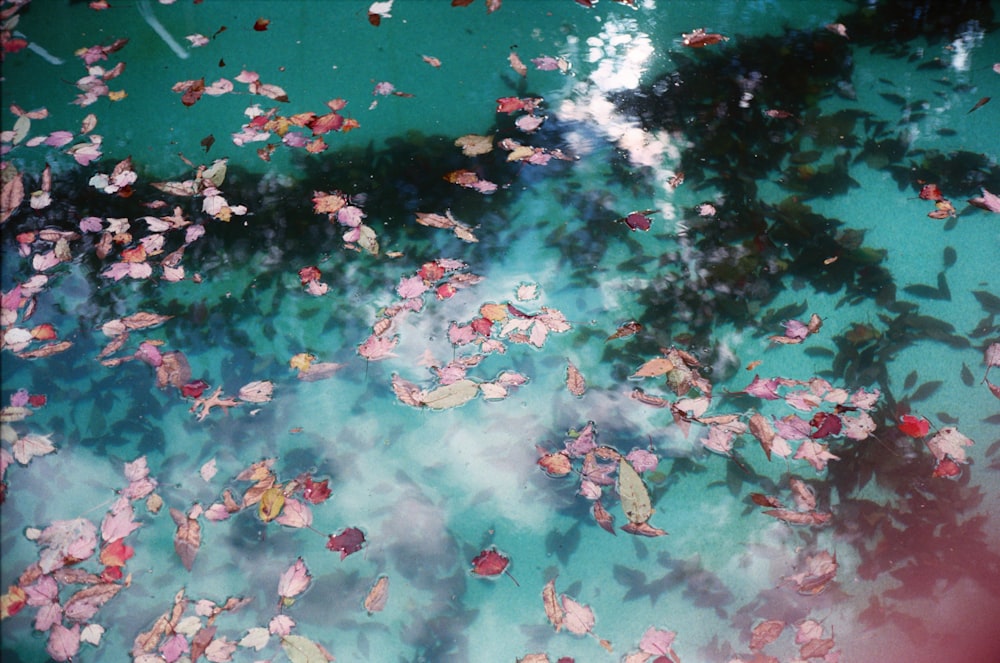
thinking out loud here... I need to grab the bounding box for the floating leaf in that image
[273,559,311,612]
[363,576,389,614]
[281,634,332,663]
[327,527,365,560]
[238,380,274,403]
[566,361,586,397]
[617,458,652,525]
[258,486,286,522]
[422,379,479,410]
[170,508,201,571]
[560,595,594,635]
[542,579,563,631]
[454,134,494,156]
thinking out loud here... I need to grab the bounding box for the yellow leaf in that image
[258,486,286,522]
[289,353,316,372]
[454,134,494,156]
[479,303,509,322]
[109,90,128,101]
[506,145,535,162]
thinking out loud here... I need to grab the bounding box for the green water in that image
[3,1,1000,662]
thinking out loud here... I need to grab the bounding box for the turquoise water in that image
[2,1,999,662]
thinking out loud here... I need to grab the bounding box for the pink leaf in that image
[794,440,840,471]
[625,449,658,473]
[46,623,80,662]
[275,498,312,529]
[160,633,189,662]
[639,626,677,655]
[701,426,734,456]
[278,557,312,599]
[269,614,295,636]
[743,375,781,399]
[396,275,429,299]
[927,427,974,464]
[35,601,63,632]
[100,502,140,542]
[560,595,595,635]
[448,322,478,346]
[358,333,398,360]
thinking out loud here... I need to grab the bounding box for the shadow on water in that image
[603,1,1000,660]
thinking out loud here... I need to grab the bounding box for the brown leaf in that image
[170,507,201,571]
[15,341,73,359]
[566,361,586,397]
[789,478,816,511]
[748,413,775,460]
[750,619,785,651]
[156,351,192,389]
[63,583,121,622]
[762,509,831,526]
[592,499,615,535]
[536,449,572,476]
[190,625,216,662]
[364,576,389,614]
[621,521,668,537]
[121,311,174,331]
[800,637,835,659]
[1,166,25,224]
[750,492,784,508]
[607,321,642,341]
[509,51,527,77]
[631,357,674,378]
[541,579,563,631]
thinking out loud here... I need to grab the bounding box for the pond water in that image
[2,1,1000,662]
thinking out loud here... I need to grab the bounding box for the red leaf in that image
[181,379,209,399]
[301,476,332,504]
[898,414,930,438]
[471,547,509,577]
[918,183,944,201]
[327,527,365,560]
[624,212,651,231]
[809,411,842,438]
[253,17,270,31]
[99,539,134,567]
[932,457,961,478]
[298,266,321,284]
